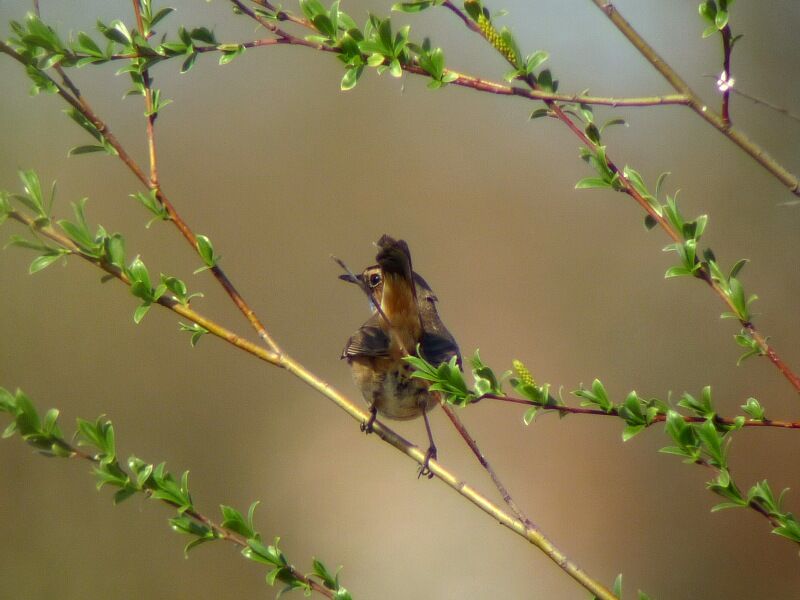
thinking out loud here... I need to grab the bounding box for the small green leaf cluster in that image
[660,404,800,543]
[705,252,758,323]
[8,6,225,109]
[698,0,736,38]
[505,50,549,85]
[404,352,474,404]
[309,559,353,600]
[3,167,55,226]
[575,165,760,339]
[131,189,170,226]
[403,349,509,406]
[2,171,201,323]
[576,380,667,441]
[410,40,458,89]
[179,322,210,347]
[575,145,619,191]
[359,15,411,79]
[8,13,87,73]
[136,0,175,37]
[0,387,72,457]
[1,389,353,593]
[244,537,353,598]
[125,256,202,323]
[294,0,363,89]
[194,234,221,272]
[65,107,118,156]
[660,203,708,282]
[296,1,456,91]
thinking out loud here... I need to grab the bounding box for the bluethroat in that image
[340,235,461,477]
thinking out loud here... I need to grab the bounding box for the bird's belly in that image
[348,357,438,420]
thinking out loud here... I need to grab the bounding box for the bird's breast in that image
[348,356,438,420]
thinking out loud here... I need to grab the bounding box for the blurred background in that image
[2,0,800,598]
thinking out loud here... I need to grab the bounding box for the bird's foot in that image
[417,445,437,480]
[360,409,377,434]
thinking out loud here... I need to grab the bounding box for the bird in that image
[340,234,461,477]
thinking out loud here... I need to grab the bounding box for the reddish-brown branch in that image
[131,1,160,190]
[0,40,283,354]
[589,0,800,196]
[40,427,335,598]
[720,25,732,125]
[439,1,800,394]
[441,403,535,529]
[480,394,800,429]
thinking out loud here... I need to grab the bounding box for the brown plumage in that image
[340,235,460,477]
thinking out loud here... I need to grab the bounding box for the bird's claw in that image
[417,446,437,479]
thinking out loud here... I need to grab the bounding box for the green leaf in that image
[612,574,623,597]
[195,234,218,268]
[522,406,539,425]
[181,52,198,73]
[696,419,725,467]
[221,504,255,538]
[740,397,764,420]
[575,177,611,190]
[29,252,64,273]
[340,66,362,90]
[133,303,152,324]
[525,50,548,73]
[149,7,175,30]
[68,144,107,156]
[392,1,435,13]
[218,44,244,65]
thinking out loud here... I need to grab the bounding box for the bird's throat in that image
[380,272,421,355]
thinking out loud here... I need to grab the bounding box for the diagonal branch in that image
[439,1,800,395]
[589,1,800,196]
[480,394,800,430]
[5,207,616,600]
[0,39,282,355]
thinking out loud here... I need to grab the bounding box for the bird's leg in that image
[361,400,378,434]
[417,400,437,479]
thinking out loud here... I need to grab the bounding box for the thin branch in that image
[480,394,800,429]
[727,86,800,125]
[0,40,282,355]
[720,24,732,125]
[440,1,800,395]
[131,0,160,188]
[441,404,534,529]
[26,429,335,598]
[5,207,615,600]
[589,1,800,197]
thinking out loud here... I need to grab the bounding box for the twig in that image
[589,1,800,196]
[720,24,733,125]
[131,0,160,188]
[0,40,282,355]
[441,404,534,528]
[439,1,800,395]
[24,427,335,598]
[725,85,800,125]
[480,394,800,429]
[5,207,615,600]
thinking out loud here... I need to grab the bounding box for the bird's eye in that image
[368,273,382,287]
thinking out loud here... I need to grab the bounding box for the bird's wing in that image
[341,313,390,359]
[420,330,462,368]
